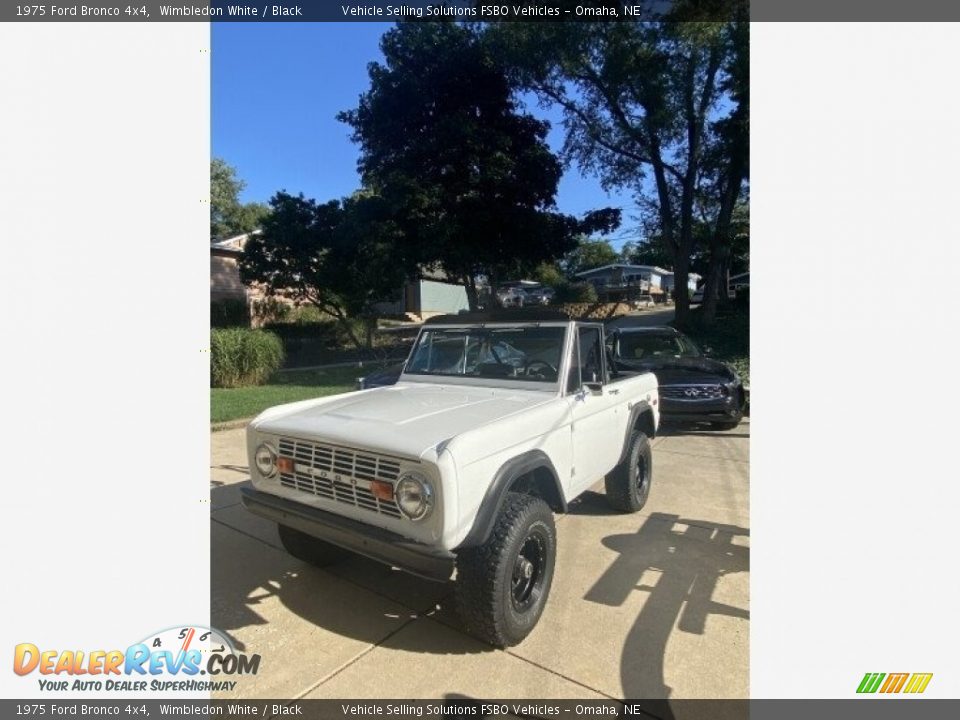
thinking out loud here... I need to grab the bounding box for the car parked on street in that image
[607,326,745,430]
[497,287,527,307]
[244,311,660,647]
[633,295,656,309]
[524,287,555,306]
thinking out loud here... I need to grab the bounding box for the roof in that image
[210,229,262,253]
[424,309,587,325]
[574,263,671,277]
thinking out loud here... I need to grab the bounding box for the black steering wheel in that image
[524,359,558,380]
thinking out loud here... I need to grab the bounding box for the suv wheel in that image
[455,493,556,648]
[277,524,350,567]
[605,430,653,512]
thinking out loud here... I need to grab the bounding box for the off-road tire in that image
[277,524,350,567]
[604,430,653,513]
[455,493,556,648]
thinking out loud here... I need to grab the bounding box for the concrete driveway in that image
[210,418,748,700]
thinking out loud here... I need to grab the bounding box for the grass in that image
[676,305,750,386]
[210,365,384,424]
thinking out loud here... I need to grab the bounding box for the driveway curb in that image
[212,418,253,432]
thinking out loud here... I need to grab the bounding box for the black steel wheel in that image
[605,430,653,513]
[455,492,557,648]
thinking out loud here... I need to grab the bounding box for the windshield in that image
[405,326,566,383]
[617,332,701,360]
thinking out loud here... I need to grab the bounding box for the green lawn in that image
[211,365,383,424]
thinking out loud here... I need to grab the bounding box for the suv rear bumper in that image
[241,487,455,582]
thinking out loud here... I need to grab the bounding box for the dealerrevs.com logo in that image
[857,672,933,695]
[13,625,260,693]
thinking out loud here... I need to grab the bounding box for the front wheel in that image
[277,524,350,567]
[455,493,556,648]
[604,430,653,512]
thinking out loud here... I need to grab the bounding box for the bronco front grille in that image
[660,384,725,401]
[277,437,403,519]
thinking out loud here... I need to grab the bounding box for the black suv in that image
[607,326,745,430]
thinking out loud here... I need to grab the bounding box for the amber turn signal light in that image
[276,456,295,474]
[369,480,395,502]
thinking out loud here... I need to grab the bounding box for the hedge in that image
[210,328,285,388]
[210,299,250,328]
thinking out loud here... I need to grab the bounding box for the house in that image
[210,232,258,303]
[212,232,469,323]
[375,270,470,321]
[729,272,750,291]
[691,271,749,302]
[574,264,701,302]
[660,270,702,295]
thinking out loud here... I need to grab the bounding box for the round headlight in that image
[396,473,434,521]
[254,443,277,478]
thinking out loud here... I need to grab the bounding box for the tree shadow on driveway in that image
[585,511,749,702]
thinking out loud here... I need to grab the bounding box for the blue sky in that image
[212,22,639,249]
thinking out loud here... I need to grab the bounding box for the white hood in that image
[251,383,553,459]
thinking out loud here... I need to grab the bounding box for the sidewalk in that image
[209,421,749,699]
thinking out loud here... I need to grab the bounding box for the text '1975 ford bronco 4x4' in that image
[242,311,659,647]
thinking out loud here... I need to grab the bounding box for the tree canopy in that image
[487,10,748,323]
[239,191,405,349]
[563,238,620,276]
[339,21,619,308]
[211,158,270,240]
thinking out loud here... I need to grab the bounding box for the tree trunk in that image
[363,317,377,350]
[672,253,691,327]
[701,123,747,322]
[463,274,480,311]
[701,246,728,323]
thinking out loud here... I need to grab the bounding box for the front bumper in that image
[241,487,455,582]
[659,395,745,424]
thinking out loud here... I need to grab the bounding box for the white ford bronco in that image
[242,311,659,647]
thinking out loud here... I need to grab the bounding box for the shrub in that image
[551,281,598,304]
[288,305,328,325]
[211,299,250,328]
[733,286,750,309]
[211,328,285,388]
[250,297,292,326]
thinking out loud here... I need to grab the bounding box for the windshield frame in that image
[399,321,574,393]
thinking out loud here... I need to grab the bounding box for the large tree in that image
[239,191,404,350]
[210,158,270,240]
[339,21,618,309]
[697,11,749,321]
[563,238,619,276]
[488,9,748,325]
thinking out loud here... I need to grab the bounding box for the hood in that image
[616,356,737,386]
[252,382,553,459]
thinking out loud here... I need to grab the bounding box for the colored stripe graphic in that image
[857,673,885,693]
[880,673,909,693]
[857,672,932,694]
[904,673,933,694]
